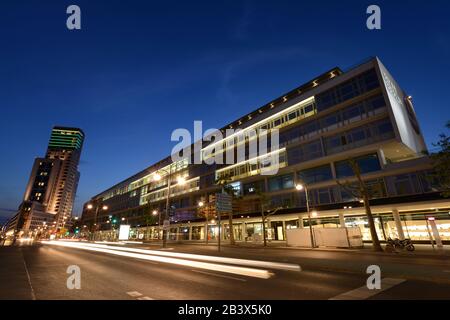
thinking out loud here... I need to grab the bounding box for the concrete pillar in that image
[298,216,304,228]
[175,227,180,241]
[428,219,444,249]
[339,212,345,228]
[282,221,286,241]
[242,222,247,242]
[188,226,192,241]
[392,209,405,240]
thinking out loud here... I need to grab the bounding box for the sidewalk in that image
[0,247,35,299]
[137,239,450,260]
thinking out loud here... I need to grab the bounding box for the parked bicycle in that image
[386,237,415,251]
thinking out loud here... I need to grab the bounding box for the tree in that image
[431,121,450,197]
[254,188,283,247]
[215,174,239,245]
[196,195,214,244]
[143,207,158,240]
[141,200,161,240]
[336,158,383,252]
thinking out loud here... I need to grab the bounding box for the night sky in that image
[1,0,449,221]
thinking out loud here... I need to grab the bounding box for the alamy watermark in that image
[366,5,381,30]
[66,5,81,30]
[170,121,281,175]
[66,265,81,289]
[366,265,381,290]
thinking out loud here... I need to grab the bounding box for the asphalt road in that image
[1,242,449,300]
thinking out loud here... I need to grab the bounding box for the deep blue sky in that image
[1,0,449,221]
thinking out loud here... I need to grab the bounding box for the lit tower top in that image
[47,126,84,151]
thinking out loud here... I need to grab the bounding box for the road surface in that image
[1,241,449,300]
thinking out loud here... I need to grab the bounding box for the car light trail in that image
[94,241,125,245]
[45,241,301,272]
[41,241,273,279]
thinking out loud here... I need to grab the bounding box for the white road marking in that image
[191,269,248,282]
[21,250,36,300]
[329,278,406,300]
[137,296,154,300]
[126,291,143,297]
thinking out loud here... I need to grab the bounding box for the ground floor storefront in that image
[93,199,450,247]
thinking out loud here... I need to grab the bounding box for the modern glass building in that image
[81,57,450,245]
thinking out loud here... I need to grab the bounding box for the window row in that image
[315,68,380,112]
[215,151,287,181]
[140,179,200,205]
[324,118,394,155]
[202,101,316,159]
[279,93,387,147]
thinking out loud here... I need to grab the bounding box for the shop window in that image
[191,226,204,240]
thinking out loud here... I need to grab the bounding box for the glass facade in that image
[268,174,294,192]
[335,153,381,178]
[315,68,380,112]
[298,164,333,184]
[81,59,447,249]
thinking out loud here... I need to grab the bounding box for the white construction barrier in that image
[286,228,313,247]
[286,227,363,248]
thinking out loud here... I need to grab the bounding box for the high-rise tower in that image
[9,126,84,237]
[45,127,84,229]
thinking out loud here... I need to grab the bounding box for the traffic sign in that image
[215,192,232,213]
[163,219,170,230]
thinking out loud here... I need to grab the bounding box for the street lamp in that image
[152,165,187,248]
[86,203,109,240]
[295,183,316,248]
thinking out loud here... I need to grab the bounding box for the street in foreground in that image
[1,241,449,300]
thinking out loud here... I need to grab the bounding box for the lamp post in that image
[86,203,108,241]
[149,210,158,240]
[198,200,209,244]
[153,164,186,248]
[295,183,316,248]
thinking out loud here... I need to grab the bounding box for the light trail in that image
[94,241,125,245]
[45,241,301,272]
[41,241,273,279]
